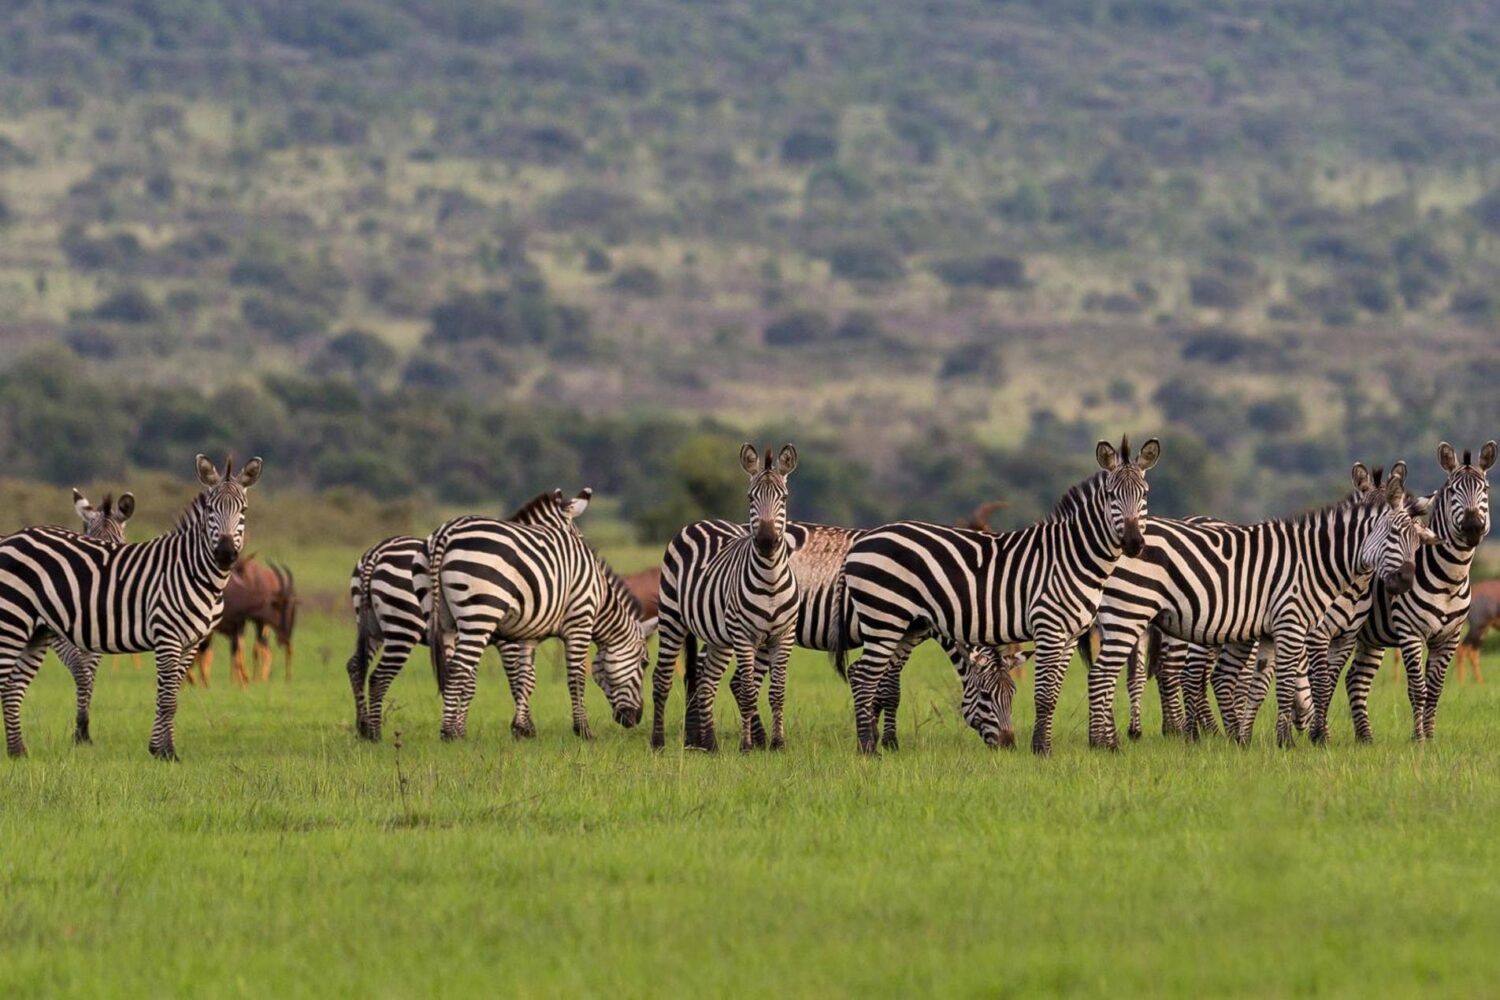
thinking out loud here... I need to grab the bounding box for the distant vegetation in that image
[0,1,1497,534]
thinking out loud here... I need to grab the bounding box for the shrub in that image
[764,309,832,347]
[1450,286,1498,325]
[1188,272,1247,310]
[610,265,664,297]
[930,254,1027,290]
[825,241,904,283]
[834,310,885,341]
[91,285,163,324]
[65,325,122,360]
[780,129,838,164]
[1246,396,1306,435]
[60,225,142,271]
[316,329,396,378]
[241,295,329,342]
[584,246,613,274]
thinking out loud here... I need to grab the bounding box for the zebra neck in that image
[747,538,790,585]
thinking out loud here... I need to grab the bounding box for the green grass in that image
[3,603,1499,998]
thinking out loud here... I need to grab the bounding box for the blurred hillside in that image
[0,1,1497,533]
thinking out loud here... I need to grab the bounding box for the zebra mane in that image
[505,492,561,523]
[171,492,211,533]
[1048,471,1107,522]
[593,548,642,618]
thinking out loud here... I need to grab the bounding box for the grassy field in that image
[3,557,1500,997]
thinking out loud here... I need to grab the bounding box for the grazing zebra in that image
[420,489,651,741]
[1087,465,1427,750]
[667,519,1019,751]
[1311,442,1494,743]
[347,491,654,741]
[650,444,801,753]
[841,437,1161,755]
[0,455,262,759]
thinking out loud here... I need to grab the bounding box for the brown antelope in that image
[190,556,297,687]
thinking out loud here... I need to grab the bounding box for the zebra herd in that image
[0,436,1490,761]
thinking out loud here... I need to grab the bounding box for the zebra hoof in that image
[73,732,92,745]
[880,734,899,752]
[150,746,179,762]
[857,739,879,756]
[573,723,595,741]
[511,720,536,740]
[1127,725,1142,741]
[7,745,27,759]
[439,729,463,742]
[769,735,786,751]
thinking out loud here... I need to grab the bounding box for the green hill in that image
[0,1,1496,531]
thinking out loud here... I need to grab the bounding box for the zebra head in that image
[73,488,134,545]
[194,454,264,570]
[1093,435,1160,558]
[591,560,654,728]
[739,443,797,556]
[510,488,593,533]
[1356,466,1433,596]
[1434,441,1496,549]
[956,643,1025,748]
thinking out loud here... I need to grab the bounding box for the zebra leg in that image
[1217,642,1253,740]
[649,623,684,751]
[58,641,101,744]
[1125,640,1144,741]
[1422,633,1461,740]
[877,651,904,751]
[1310,633,1355,745]
[564,632,595,741]
[730,645,765,752]
[1155,638,1186,736]
[1344,643,1384,743]
[345,635,376,739]
[439,632,487,741]
[1395,636,1429,743]
[691,645,733,753]
[767,639,791,751]
[3,643,47,757]
[1236,650,1274,745]
[1269,631,1312,748]
[364,639,413,742]
[732,653,767,749]
[1181,646,1215,741]
[847,634,899,755]
[500,641,539,739]
[1039,630,1087,754]
[148,642,191,761]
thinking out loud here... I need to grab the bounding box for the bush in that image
[930,254,1027,290]
[1246,396,1306,436]
[426,278,591,353]
[1180,327,1256,364]
[261,2,409,58]
[780,129,837,164]
[65,326,122,360]
[241,295,330,342]
[60,225,142,271]
[1450,286,1498,325]
[610,265,664,297]
[91,286,163,324]
[834,310,885,341]
[583,246,613,274]
[826,241,904,283]
[1188,272,1247,310]
[764,309,833,347]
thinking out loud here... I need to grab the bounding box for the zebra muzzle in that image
[213,538,238,568]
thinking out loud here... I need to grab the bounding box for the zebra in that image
[0,455,262,759]
[1310,441,1494,743]
[419,489,651,741]
[1087,464,1427,750]
[650,444,801,753]
[347,490,656,741]
[666,519,1021,751]
[840,437,1161,755]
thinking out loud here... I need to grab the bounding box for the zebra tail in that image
[426,537,451,693]
[353,556,379,687]
[1079,624,1097,670]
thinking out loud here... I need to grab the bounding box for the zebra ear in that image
[1095,440,1119,471]
[1438,442,1458,473]
[739,443,760,475]
[196,454,221,486]
[776,444,798,476]
[1135,437,1161,472]
[1481,441,1497,472]
[1390,461,1408,485]
[236,457,263,489]
[1407,493,1434,517]
[563,488,592,519]
[115,493,135,521]
[73,489,91,519]
[1416,522,1442,545]
[1385,475,1406,505]
[640,616,659,637]
[1350,463,1371,492]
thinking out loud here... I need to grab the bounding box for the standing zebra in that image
[841,437,1161,755]
[419,489,650,741]
[0,455,262,759]
[1087,465,1426,750]
[650,444,801,753]
[347,490,654,740]
[667,519,1019,751]
[1311,442,1494,743]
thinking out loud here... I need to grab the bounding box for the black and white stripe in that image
[1311,441,1494,743]
[840,437,1160,755]
[650,444,801,752]
[0,455,262,759]
[419,489,650,741]
[1089,465,1426,749]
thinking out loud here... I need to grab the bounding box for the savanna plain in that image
[2,545,1498,999]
